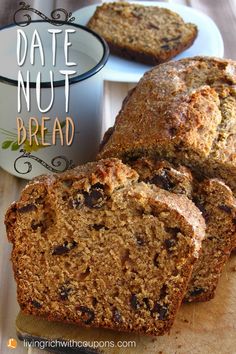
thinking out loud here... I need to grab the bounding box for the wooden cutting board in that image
[16,254,236,354]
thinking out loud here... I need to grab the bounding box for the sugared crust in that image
[87,2,197,65]
[98,57,236,193]
[6,159,205,336]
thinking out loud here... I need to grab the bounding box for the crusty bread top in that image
[22,158,139,195]
[99,57,236,170]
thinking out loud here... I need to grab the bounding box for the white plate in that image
[75,1,224,82]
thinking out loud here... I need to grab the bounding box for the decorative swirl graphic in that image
[14,2,75,27]
[14,149,75,175]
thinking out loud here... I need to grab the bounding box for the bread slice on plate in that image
[6,158,205,336]
[132,158,236,302]
[87,2,198,65]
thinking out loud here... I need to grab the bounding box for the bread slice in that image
[87,2,198,65]
[132,158,236,302]
[98,57,236,195]
[188,179,236,301]
[5,158,205,336]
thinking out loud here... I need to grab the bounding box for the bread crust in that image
[98,57,236,194]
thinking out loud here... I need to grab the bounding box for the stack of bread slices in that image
[6,57,236,337]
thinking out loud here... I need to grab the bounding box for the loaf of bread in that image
[87,2,197,65]
[5,158,205,336]
[98,57,236,194]
[132,158,236,302]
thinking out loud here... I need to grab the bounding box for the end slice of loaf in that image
[132,158,236,302]
[98,57,236,194]
[87,2,197,65]
[187,179,236,301]
[5,158,205,336]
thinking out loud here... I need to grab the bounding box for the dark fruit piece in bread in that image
[132,158,236,302]
[98,57,236,195]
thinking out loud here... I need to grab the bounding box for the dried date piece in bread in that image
[87,2,197,65]
[131,158,193,198]
[6,158,205,336]
[132,158,236,302]
[98,57,236,195]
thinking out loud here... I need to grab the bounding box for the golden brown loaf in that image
[87,2,197,65]
[131,158,236,302]
[5,158,205,336]
[98,57,236,194]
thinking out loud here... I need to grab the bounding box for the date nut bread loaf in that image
[98,57,236,194]
[5,158,205,336]
[87,2,198,65]
[132,158,236,302]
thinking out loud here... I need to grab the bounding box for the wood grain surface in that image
[0,1,236,354]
